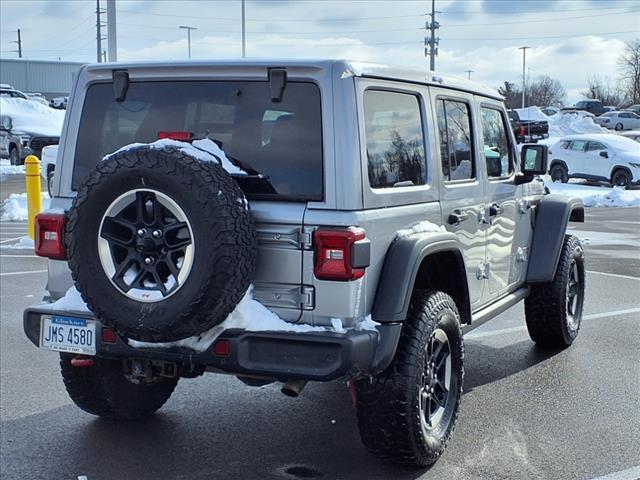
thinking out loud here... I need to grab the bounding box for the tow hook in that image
[70,355,95,367]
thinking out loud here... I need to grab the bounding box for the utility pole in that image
[179,25,197,59]
[107,0,117,62]
[465,69,474,80]
[96,0,106,63]
[518,46,530,108]
[424,0,440,71]
[12,29,22,58]
[241,0,246,58]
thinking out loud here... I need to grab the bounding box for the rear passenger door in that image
[432,90,487,309]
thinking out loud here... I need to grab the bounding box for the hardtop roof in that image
[82,58,503,100]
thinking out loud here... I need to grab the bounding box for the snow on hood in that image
[106,138,247,176]
[0,97,64,137]
[514,106,548,122]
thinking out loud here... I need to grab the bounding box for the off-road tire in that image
[550,163,568,183]
[355,290,464,467]
[611,169,631,188]
[525,234,585,347]
[60,353,178,420]
[47,170,54,197]
[67,146,257,342]
[9,147,20,166]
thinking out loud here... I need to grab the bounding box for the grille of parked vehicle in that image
[30,137,59,157]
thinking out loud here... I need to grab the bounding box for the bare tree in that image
[581,75,625,107]
[498,76,566,108]
[618,39,640,105]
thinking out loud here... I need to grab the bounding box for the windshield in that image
[74,80,323,201]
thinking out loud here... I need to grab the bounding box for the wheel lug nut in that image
[137,228,146,236]
[152,229,162,238]
[144,257,155,265]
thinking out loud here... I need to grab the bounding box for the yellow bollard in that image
[25,155,43,240]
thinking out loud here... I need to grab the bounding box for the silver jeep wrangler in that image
[24,59,585,467]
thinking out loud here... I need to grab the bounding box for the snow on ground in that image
[0,192,51,221]
[0,164,26,175]
[0,97,64,137]
[516,107,608,148]
[544,179,640,207]
[107,138,248,176]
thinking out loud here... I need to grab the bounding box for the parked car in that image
[24,59,586,469]
[40,144,59,195]
[620,130,640,142]
[624,104,640,115]
[603,106,617,113]
[594,111,640,131]
[507,109,549,143]
[49,96,68,109]
[0,114,60,165]
[568,99,606,116]
[548,133,640,187]
[0,86,28,100]
[541,106,560,116]
[26,93,49,106]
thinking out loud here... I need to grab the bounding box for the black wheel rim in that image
[419,327,452,433]
[615,174,628,187]
[97,189,194,302]
[566,258,583,330]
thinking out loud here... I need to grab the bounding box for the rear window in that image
[73,81,323,201]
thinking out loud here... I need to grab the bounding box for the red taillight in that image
[35,213,67,260]
[101,327,117,344]
[158,131,193,142]
[213,339,231,357]
[314,228,367,281]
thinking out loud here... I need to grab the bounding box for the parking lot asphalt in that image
[1,207,639,480]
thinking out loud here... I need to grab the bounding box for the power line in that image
[442,8,640,27]
[440,4,640,14]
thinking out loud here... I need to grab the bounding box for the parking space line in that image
[0,254,37,258]
[0,269,47,276]
[587,270,640,281]
[0,236,23,244]
[466,307,640,339]
[587,465,640,480]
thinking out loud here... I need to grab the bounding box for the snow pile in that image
[0,97,64,137]
[545,181,640,207]
[40,285,380,353]
[41,286,90,313]
[514,106,547,122]
[396,220,445,239]
[0,192,51,221]
[0,164,26,175]
[546,111,607,140]
[107,138,247,176]
[0,236,36,250]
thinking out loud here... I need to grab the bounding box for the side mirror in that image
[0,115,12,132]
[599,151,608,158]
[521,144,548,175]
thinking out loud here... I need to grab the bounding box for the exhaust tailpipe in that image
[281,379,308,397]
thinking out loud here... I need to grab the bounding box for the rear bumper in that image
[23,307,401,381]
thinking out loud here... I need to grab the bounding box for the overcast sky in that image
[1,0,638,103]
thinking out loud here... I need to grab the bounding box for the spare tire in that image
[66,146,256,342]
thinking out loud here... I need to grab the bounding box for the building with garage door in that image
[0,59,85,99]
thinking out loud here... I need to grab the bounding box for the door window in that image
[480,107,514,178]
[586,142,606,152]
[436,99,475,181]
[363,90,427,189]
[570,140,587,151]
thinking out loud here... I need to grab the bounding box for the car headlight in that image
[629,162,640,169]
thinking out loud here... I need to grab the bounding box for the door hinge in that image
[516,247,529,263]
[299,227,315,250]
[476,262,490,280]
[518,199,531,214]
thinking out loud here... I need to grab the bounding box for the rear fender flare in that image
[371,232,470,324]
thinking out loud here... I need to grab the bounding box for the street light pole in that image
[179,25,197,59]
[465,69,474,80]
[518,46,530,108]
[241,0,246,58]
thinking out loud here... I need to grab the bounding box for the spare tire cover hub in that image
[97,188,195,302]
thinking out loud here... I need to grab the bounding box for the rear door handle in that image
[448,210,469,226]
[489,203,504,217]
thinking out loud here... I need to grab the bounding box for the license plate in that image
[40,315,96,355]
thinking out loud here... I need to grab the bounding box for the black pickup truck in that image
[507,109,550,144]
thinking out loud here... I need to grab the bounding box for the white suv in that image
[548,134,640,188]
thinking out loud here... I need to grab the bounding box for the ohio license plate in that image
[40,315,96,355]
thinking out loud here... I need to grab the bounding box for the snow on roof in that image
[82,59,502,100]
